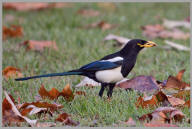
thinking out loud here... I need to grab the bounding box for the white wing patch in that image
[101,57,123,62]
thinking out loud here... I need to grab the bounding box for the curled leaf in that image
[3,66,23,80]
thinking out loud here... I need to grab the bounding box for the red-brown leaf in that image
[22,40,58,51]
[2,66,23,79]
[3,25,23,40]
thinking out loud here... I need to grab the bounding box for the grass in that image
[2,3,190,127]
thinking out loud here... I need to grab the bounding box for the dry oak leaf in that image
[19,101,63,113]
[3,3,72,11]
[38,85,60,100]
[139,107,185,124]
[135,91,169,108]
[83,20,118,31]
[119,117,136,126]
[22,40,58,51]
[60,84,74,101]
[38,84,74,101]
[167,96,185,107]
[3,91,37,126]
[141,24,189,40]
[55,113,79,126]
[77,9,100,17]
[144,122,178,127]
[3,25,23,40]
[164,69,190,90]
[117,75,159,93]
[3,66,23,79]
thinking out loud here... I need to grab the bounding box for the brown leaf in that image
[2,66,23,80]
[117,75,159,93]
[60,84,74,101]
[83,21,118,31]
[19,101,63,113]
[20,105,48,116]
[38,85,60,100]
[120,117,136,126]
[164,69,190,91]
[3,3,50,11]
[35,122,56,127]
[144,122,178,127]
[141,24,189,40]
[22,40,58,51]
[3,3,72,11]
[38,84,74,101]
[139,107,185,124]
[77,9,100,17]
[135,91,169,108]
[55,113,79,126]
[167,96,185,107]
[3,91,37,126]
[3,25,23,40]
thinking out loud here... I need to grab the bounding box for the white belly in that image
[95,66,124,83]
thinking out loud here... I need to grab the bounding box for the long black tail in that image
[15,70,82,81]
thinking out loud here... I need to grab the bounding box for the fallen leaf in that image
[35,122,56,127]
[75,77,101,87]
[117,75,159,93]
[38,85,60,100]
[22,40,58,51]
[167,96,185,107]
[97,3,116,11]
[3,3,72,11]
[103,34,130,47]
[141,24,190,40]
[38,84,74,101]
[164,40,190,51]
[60,84,74,101]
[20,105,49,116]
[19,101,63,113]
[3,91,37,126]
[120,117,136,126]
[3,25,23,40]
[3,66,23,80]
[83,20,118,31]
[139,107,185,124]
[77,9,100,17]
[163,19,190,29]
[163,69,190,91]
[135,91,170,108]
[144,122,178,127]
[3,3,50,11]
[55,113,79,126]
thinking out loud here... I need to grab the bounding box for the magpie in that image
[15,39,156,98]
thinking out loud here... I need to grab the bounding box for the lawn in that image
[2,3,190,127]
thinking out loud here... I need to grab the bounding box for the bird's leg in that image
[107,83,115,98]
[99,83,107,97]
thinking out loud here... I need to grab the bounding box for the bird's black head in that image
[120,39,157,56]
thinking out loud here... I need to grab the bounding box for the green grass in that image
[2,3,190,127]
